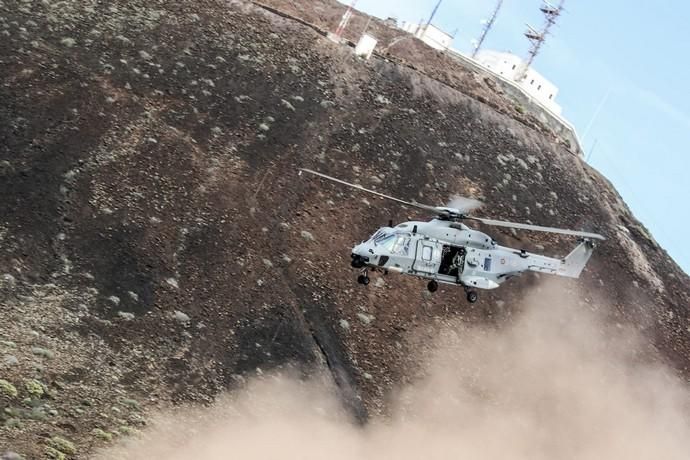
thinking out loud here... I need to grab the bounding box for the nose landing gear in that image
[427,280,438,292]
[357,267,370,286]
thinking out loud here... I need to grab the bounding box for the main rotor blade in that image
[468,216,606,240]
[299,168,439,213]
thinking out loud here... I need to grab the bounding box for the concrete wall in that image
[447,49,583,156]
[419,24,453,50]
[399,22,452,50]
[475,50,562,115]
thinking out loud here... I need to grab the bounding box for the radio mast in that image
[425,0,443,28]
[334,1,358,40]
[516,0,565,81]
[472,0,504,58]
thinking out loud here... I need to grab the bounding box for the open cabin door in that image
[413,240,442,274]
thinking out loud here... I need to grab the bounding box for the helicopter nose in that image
[351,243,371,268]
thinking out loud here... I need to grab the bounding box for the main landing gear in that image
[427,280,478,302]
[464,286,478,303]
[466,290,478,303]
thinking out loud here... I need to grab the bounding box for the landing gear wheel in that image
[466,291,478,303]
[357,274,370,285]
[427,280,438,293]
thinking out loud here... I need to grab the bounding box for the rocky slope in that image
[0,0,688,458]
[258,0,571,148]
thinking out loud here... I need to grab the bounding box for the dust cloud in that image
[98,284,690,460]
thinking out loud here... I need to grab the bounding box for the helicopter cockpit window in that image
[373,232,411,255]
[390,236,411,255]
[377,234,397,251]
[370,230,388,244]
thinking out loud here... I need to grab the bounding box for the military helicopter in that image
[299,168,605,303]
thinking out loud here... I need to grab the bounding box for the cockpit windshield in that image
[371,232,410,255]
[377,234,397,251]
[369,229,388,244]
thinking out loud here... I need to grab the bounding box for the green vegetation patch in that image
[4,406,20,417]
[47,436,76,455]
[45,447,66,460]
[27,407,48,421]
[4,417,22,428]
[119,398,140,410]
[92,428,113,441]
[119,425,140,436]
[31,347,55,359]
[0,379,18,398]
[24,379,45,398]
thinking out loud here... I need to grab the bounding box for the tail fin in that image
[559,239,596,278]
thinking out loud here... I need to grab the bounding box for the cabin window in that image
[483,257,492,271]
[422,245,433,261]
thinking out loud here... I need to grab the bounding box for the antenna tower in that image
[516,0,565,81]
[472,0,503,58]
[334,1,358,40]
[425,0,443,28]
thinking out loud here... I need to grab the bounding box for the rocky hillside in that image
[0,0,688,458]
[258,0,573,149]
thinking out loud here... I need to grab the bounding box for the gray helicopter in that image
[300,168,605,303]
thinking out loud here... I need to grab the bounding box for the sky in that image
[338,0,690,275]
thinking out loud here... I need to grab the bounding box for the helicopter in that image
[299,168,605,303]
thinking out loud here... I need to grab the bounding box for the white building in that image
[474,50,562,115]
[399,22,453,51]
[354,33,378,60]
